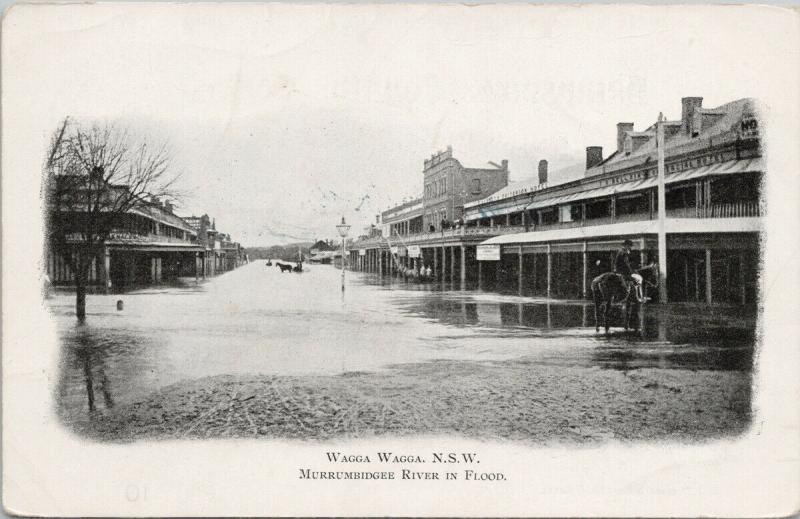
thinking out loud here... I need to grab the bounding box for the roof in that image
[382,197,424,222]
[527,157,763,211]
[465,162,586,209]
[464,157,763,220]
[130,203,198,235]
[588,98,756,173]
[309,250,341,260]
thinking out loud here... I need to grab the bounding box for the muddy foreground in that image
[65,358,751,444]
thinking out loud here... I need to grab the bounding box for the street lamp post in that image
[336,216,351,292]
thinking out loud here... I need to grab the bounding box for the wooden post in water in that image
[705,248,713,304]
[449,246,454,283]
[441,245,446,283]
[546,244,552,299]
[460,245,466,286]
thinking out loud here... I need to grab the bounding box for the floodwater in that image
[50,261,756,426]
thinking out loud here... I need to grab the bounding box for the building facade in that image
[48,200,246,291]
[183,214,246,277]
[348,96,762,306]
[422,146,509,230]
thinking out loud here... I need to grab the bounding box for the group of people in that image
[426,217,465,233]
[394,263,434,281]
[385,240,647,296]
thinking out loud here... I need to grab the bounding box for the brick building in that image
[422,146,509,231]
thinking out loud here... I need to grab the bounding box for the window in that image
[559,205,573,222]
[570,204,583,221]
[585,199,612,219]
[443,177,447,194]
[540,207,558,225]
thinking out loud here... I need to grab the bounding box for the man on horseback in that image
[614,239,647,303]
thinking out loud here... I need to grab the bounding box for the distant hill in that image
[247,242,315,262]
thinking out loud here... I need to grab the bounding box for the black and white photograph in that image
[3,3,799,516]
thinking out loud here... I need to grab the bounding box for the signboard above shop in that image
[407,245,421,258]
[476,244,501,261]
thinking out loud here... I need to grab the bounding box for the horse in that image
[591,264,657,333]
[276,263,293,273]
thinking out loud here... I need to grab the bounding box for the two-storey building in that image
[349,147,511,278]
[469,96,761,304]
[47,195,204,290]
[422,146,509,230]
[349,95,762,306]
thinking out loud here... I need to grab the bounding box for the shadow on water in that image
[56,324,167,428]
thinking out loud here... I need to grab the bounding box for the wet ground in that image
[49,261,755,443]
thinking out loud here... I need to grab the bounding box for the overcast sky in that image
[5,4,795,246]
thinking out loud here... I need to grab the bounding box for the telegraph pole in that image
[656,112,668,303]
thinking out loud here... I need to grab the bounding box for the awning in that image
[465,200,531,221]
[668,157,763,183]
[524,157,763,211]
[527,184,618,210]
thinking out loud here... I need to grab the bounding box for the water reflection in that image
[51,263,755,426]
[56,324,168,426]
[395,294,755,372]
[75,343,115,412]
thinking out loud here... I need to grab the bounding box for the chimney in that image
[617,123,634,152]
[164,201,173,213]
[376,214,380,224]
[585,146,603,169]
[681,96,703,135]
[538,159,548,184]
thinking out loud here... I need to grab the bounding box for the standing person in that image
[614,239,646,302]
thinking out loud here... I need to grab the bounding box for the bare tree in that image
[44,118,180,321]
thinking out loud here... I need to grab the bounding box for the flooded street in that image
[50,261,755,443]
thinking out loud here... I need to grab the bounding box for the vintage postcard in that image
[2,3,799,517]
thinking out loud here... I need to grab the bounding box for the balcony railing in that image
[348,202,761,250]
[107,231,197,244]
[667,201,761,218]
[706,201,761,218]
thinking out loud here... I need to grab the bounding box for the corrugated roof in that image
[466,200,531,221]
[465,162,586,209]
[523,157,763,212]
